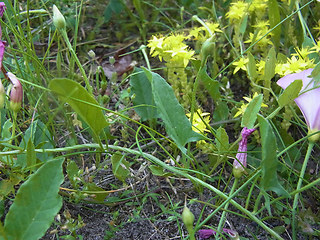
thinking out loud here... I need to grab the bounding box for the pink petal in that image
[277,68,320,131]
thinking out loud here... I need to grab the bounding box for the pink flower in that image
[0,2,6,70]
[277,68,320,141]
[233,127,256,178]
[7,72,23,111]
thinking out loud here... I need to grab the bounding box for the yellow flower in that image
[292,47,314,59]
[232,57,249,74]
[226,1,248,23]
[147,35,164,56]
[186,109,211,134]
[275,56,315,77]
[234,92,268,118]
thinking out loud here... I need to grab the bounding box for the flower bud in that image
[182,206,194,228]
[52,5,66,30]
[7,72,23,112]
[0,79,4,109]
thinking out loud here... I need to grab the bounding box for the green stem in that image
[3,143,281,239]
[216,178,238,238]
[60,30,92,94]
[291,141,314,240]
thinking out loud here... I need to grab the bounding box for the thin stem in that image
[60,30,93,94]
[216,178,238,238]
[291,141,314,240]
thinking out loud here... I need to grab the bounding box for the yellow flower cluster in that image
[147,34,195,67]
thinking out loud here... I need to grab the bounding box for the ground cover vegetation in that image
[0,0,319,239]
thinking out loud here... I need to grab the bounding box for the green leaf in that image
[130,68,158,121]
[149,165,171,177]
[215,127,229,153]
[66,160,80,188]
[143,68,203,153]
[198,66,221,101]
[4,158,64,240]
[258,116,289,197]
[26,139,36,171]
[268,0,281,49]
[311,63,320,85]
[104,0,124,23]
[213,101,229,122]
[16,120,54,168]
[247,52,257,81]
[264,46,276,83]
[111,152,130,182]
[85,183,109,202]
[278,80,302,107]
[241,94,263,129]
[49,78,108,139]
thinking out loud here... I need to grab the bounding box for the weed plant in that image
[0,0,319,240]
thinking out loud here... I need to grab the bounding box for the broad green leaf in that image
[143,68,204,153]
[278,80,302,107]
[258,116,289,197]
[247,52,257,81]
[130,68,158,121]
[1,120,12,140]
[198,66,221,101]
[49,78,108,138]
[111,152,130,182]
[26,139,36,171]
[4,158,64,240]
[0,175,21,200]
[149,165,171,177]
[268,0,281,49]
[240,14,248,34]
[241,94,263,129]
[264,46,276,83]
[215,127,229,153]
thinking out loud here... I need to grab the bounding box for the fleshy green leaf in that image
[111,152,130,182]
[4,158,64,240]
[49,78,108,138]
[241,94,263,129]
[278,80,302,107]
[258,116,289,197]
[130,68,158,121]
[143,68,203,153]
[198,66,221,101]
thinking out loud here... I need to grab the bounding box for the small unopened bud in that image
[52,5,66,30]
[0,79,5,109]
[7,72,23,112]
[182,206,194,228]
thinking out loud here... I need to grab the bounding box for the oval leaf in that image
[49,78,108,137]
[143,68,203,153]
[258,116,289,197]
[278,79,302,107]
[4,158,64,240]
[241,94,263,129]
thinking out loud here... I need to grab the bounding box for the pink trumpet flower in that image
[233,127,256,178]
[277,68,320,142]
